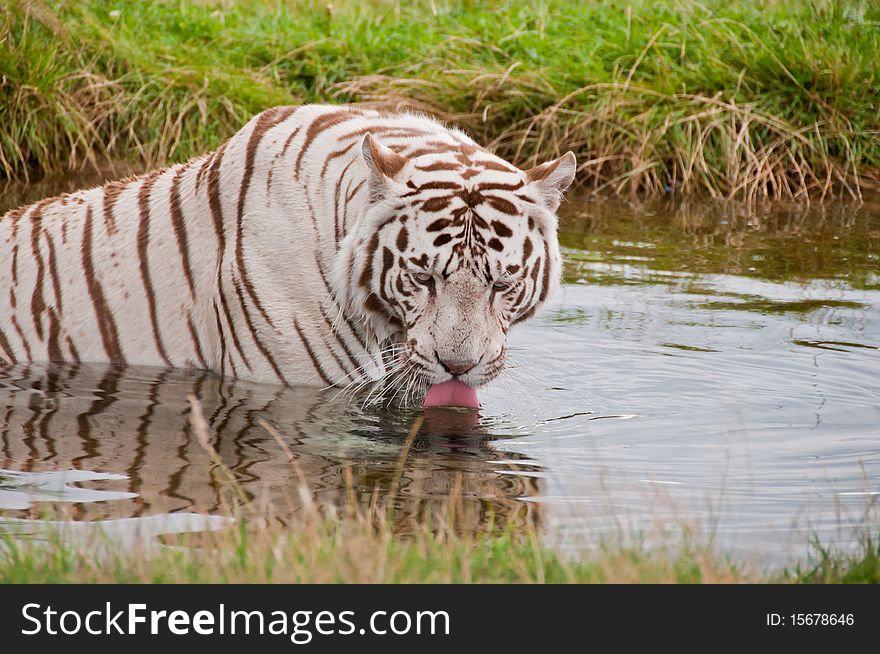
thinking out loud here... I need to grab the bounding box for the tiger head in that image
[335,132,576,403]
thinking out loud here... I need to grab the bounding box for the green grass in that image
[2,510,878,583]
[1,0,879,199]
[0,516,741,584]
[783,536,880,584]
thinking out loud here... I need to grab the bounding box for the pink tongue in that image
[422,379,479,409]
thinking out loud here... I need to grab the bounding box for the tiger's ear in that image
[526,151,577,211]
[361,133,409,198]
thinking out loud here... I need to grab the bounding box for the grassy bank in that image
[3,509,878,583]
[0,515,740,584]
[2,0,878,200]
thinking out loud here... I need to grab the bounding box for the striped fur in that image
[0,105,575,399]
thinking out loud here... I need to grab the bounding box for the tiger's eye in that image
[412,272,433,285]
[492,279,513,292]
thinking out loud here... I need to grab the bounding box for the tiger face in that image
[336,133,576,398]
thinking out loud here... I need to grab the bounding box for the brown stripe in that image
[65,336,81,364]
[511,270,537,326]
[333,159,356,244]
[212,302,227,378]
[487,196,517,215]
[218,284,251,371]
[4,211,23,311]
[10,315,31,360]
[294,108,362,178]
[526,258,541,311]
[232,277,286,383]
[7,209,29,306]
[470,207,490,230]
[337,126,428,141]
[538,238,552,303]
[280,125,302,159]
[302,193,321,234]
[343,128,430,156]
[103,180,127,234]
[522,236,533,266]
[342,180,365,236]
[475,180,524,192]
[194,154,213,191]
[320,141,356,180]
[363,293,400,327]
[318,303,362,373]
[400,181,463,198]
[491,220,514,237]
[314,313,351,379]
[268,123,304,194]
[378,247,399,318]
[169,164,197,299]
[136,172,171,366]
[9,243,17,307]
[82,206,125,364]
[396,225,409,252]
[224,347,237,378]
[422,197,452,213]
[235,107,298,330]
[405,147,458,159]
[206,141,229,256]
[291,317,332,386]
[29,202,50,340]
[0,326,16,364]
[358,231,381,291]
[187,316,208,369]
[513,281,528,310]
[415,161,461,172]
[43,230,64,316]
[46,308,62,362]
[4,207,24,233]
[479,160,518,173]
[346,179,365,202]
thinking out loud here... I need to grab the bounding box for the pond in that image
[1,172,879,567]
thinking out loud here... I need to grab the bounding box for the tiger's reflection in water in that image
[0,364,541,535]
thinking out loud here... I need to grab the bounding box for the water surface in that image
[1,182,878,567]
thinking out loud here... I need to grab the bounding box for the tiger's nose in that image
[439,358,477,376]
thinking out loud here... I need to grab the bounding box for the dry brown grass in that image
[335,72,878,203]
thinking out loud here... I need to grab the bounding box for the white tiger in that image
[0,105,576,407]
